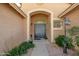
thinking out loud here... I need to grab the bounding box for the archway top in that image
[27,9,53,15]
[30,11,51,16]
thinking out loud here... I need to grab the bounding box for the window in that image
[53,20,62,28]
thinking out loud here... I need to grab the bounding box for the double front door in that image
[34,24,46,40]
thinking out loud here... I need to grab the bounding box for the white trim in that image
[26,9,54,43]
[27,9,52,14]
[34,21,46,24]
[53,28,62,30]
[53,18,63,30]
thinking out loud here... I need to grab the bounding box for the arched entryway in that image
[27,9,54,43]
[30,13,50,40]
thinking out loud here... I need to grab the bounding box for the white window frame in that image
[53,18,63,30]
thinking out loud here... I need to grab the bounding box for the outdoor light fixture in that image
[64,17,71,25]
[63,17,70,54]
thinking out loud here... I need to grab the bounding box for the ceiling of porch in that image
[21,3,72,18]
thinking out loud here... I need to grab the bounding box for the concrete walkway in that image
[47,43,75,56]
[31,39,49,56]
[31,39,75,56]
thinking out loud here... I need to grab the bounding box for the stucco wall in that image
[63,5,79,28]
[0,4,26,52]
[54,30,64,39]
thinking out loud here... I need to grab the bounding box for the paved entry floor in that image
[31,39,49,56]
[31,39,75,56]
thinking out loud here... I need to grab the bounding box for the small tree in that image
[68,26,79,50]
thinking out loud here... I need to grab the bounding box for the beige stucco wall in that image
[54,30,64,39]
[0,4,27,52]
[62,5,79,28]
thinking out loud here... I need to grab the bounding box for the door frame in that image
[34,23,46,40]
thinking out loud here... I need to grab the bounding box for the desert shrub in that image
[68,26,79,36]
[55,35,65,47]
[75,36,79,46]
[66,37,74,49]
[6,47,19,56]
[6,41,34,56]
[18,42,28,55]
[55,35,73,49]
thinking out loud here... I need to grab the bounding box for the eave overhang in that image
[58,3,79,18]
[9,3,27,18]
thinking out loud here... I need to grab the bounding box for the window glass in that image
[54,20,62,28]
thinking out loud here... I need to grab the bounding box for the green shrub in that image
[28,41,35,48]
[66,37,74,49]
[18,42,28,55]
[68,26,79,36]
[29,40,33,44]
[6,47,19,56]
[55,35,73,49]
[55,35,65,47]
[75,36,79,46]
[6,41,35,56]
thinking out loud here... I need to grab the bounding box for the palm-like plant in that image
[68,26,79,50]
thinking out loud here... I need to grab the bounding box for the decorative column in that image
[50,13,54,43]
[26,14,30,41]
